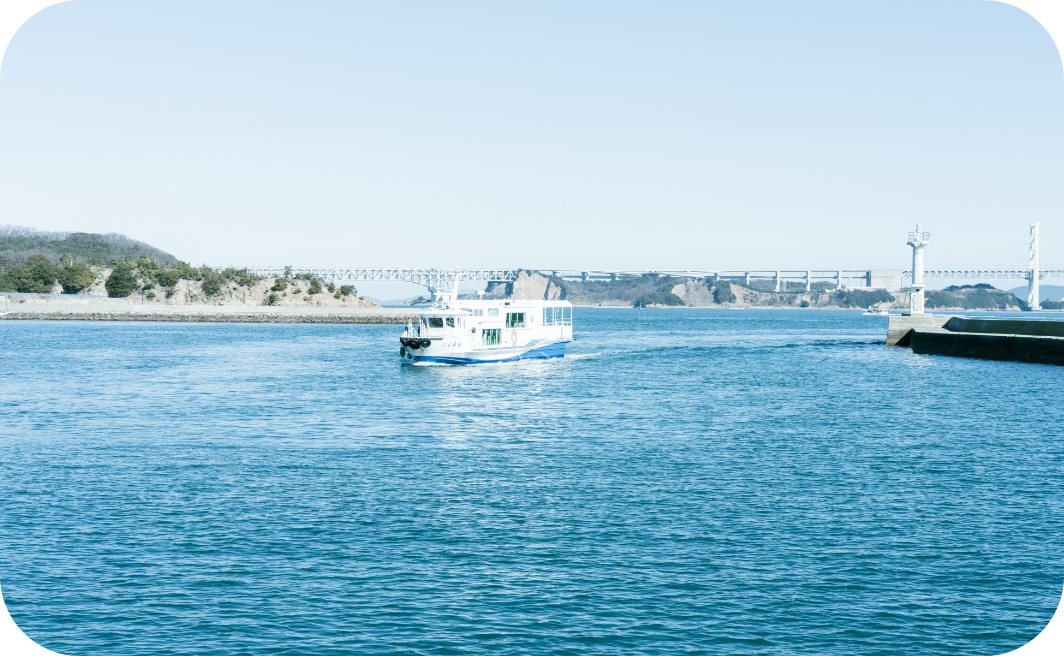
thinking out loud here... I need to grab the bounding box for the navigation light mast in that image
[907,224,931,315]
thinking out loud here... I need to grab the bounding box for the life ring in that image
[511,329,517,345]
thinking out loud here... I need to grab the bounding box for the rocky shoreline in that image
[480,271,1032,311]
[484,271,912,309]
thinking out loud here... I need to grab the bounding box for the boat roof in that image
[416,307,468,317]
[454,299,572,306]
[418,299,572,316]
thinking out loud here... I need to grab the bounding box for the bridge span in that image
[246,267,906,298]
[245,266,1064,300]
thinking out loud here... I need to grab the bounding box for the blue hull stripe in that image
[409,341,568,365]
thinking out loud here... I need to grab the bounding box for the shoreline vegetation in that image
[0,227,377,309]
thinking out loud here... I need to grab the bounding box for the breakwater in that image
[0,311,412,324]
[0,295,414,324]
[888,314,1064,365]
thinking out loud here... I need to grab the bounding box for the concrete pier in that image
[885,314,951,346]
[888,314,1064,366]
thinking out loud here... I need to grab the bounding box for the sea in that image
[1,309,1062,655]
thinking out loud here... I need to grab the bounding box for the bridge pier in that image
[1029,222,1041,311]
[775,271,781,292]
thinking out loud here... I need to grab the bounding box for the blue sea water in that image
[1,309,1062,655]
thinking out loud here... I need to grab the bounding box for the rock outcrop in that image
[486,271,564,301]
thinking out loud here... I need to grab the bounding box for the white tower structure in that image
[1028,221,1041,311]
[907,224,931,315]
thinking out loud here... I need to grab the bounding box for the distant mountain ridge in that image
[1008,284,1064,303]
[0,226,178,266]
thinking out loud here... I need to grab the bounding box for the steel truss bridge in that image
[246,268,522,291]
[914,269,1064,280]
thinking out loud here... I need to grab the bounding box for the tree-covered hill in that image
[0,226,177,266]
[925,284,1025,311]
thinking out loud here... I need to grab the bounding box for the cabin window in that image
[468,309,483,317]
[550,307,571,326]
[446,318,455,328]
[487,308,499,317]
[482,328,501,345]
[505,312,525,328]
[428,318,444,328]
[543,307,554,326]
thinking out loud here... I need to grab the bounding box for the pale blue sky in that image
[1,0,1063,274]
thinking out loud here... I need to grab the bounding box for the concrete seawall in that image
[909,329,1064,365]
[888,314,1064,366]
[0,295,415,324]
[0,311,413,324]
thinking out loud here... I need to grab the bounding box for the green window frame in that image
[505,312,525,328]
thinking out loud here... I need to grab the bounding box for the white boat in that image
[398,285,573,364]
[863,308,889,316]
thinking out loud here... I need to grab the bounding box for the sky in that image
[1,0,1064,277]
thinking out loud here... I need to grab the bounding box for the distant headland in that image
[477,271,1033,312]
[0,226,376,309]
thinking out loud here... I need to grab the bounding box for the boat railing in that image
[401,323,423,339]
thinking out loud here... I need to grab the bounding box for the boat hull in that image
[401,339,570,365]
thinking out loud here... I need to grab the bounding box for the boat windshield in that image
[542,306,572,326]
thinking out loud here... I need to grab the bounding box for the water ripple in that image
[0,309,1061,655]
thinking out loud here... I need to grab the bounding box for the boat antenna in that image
[450,272,462,306]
